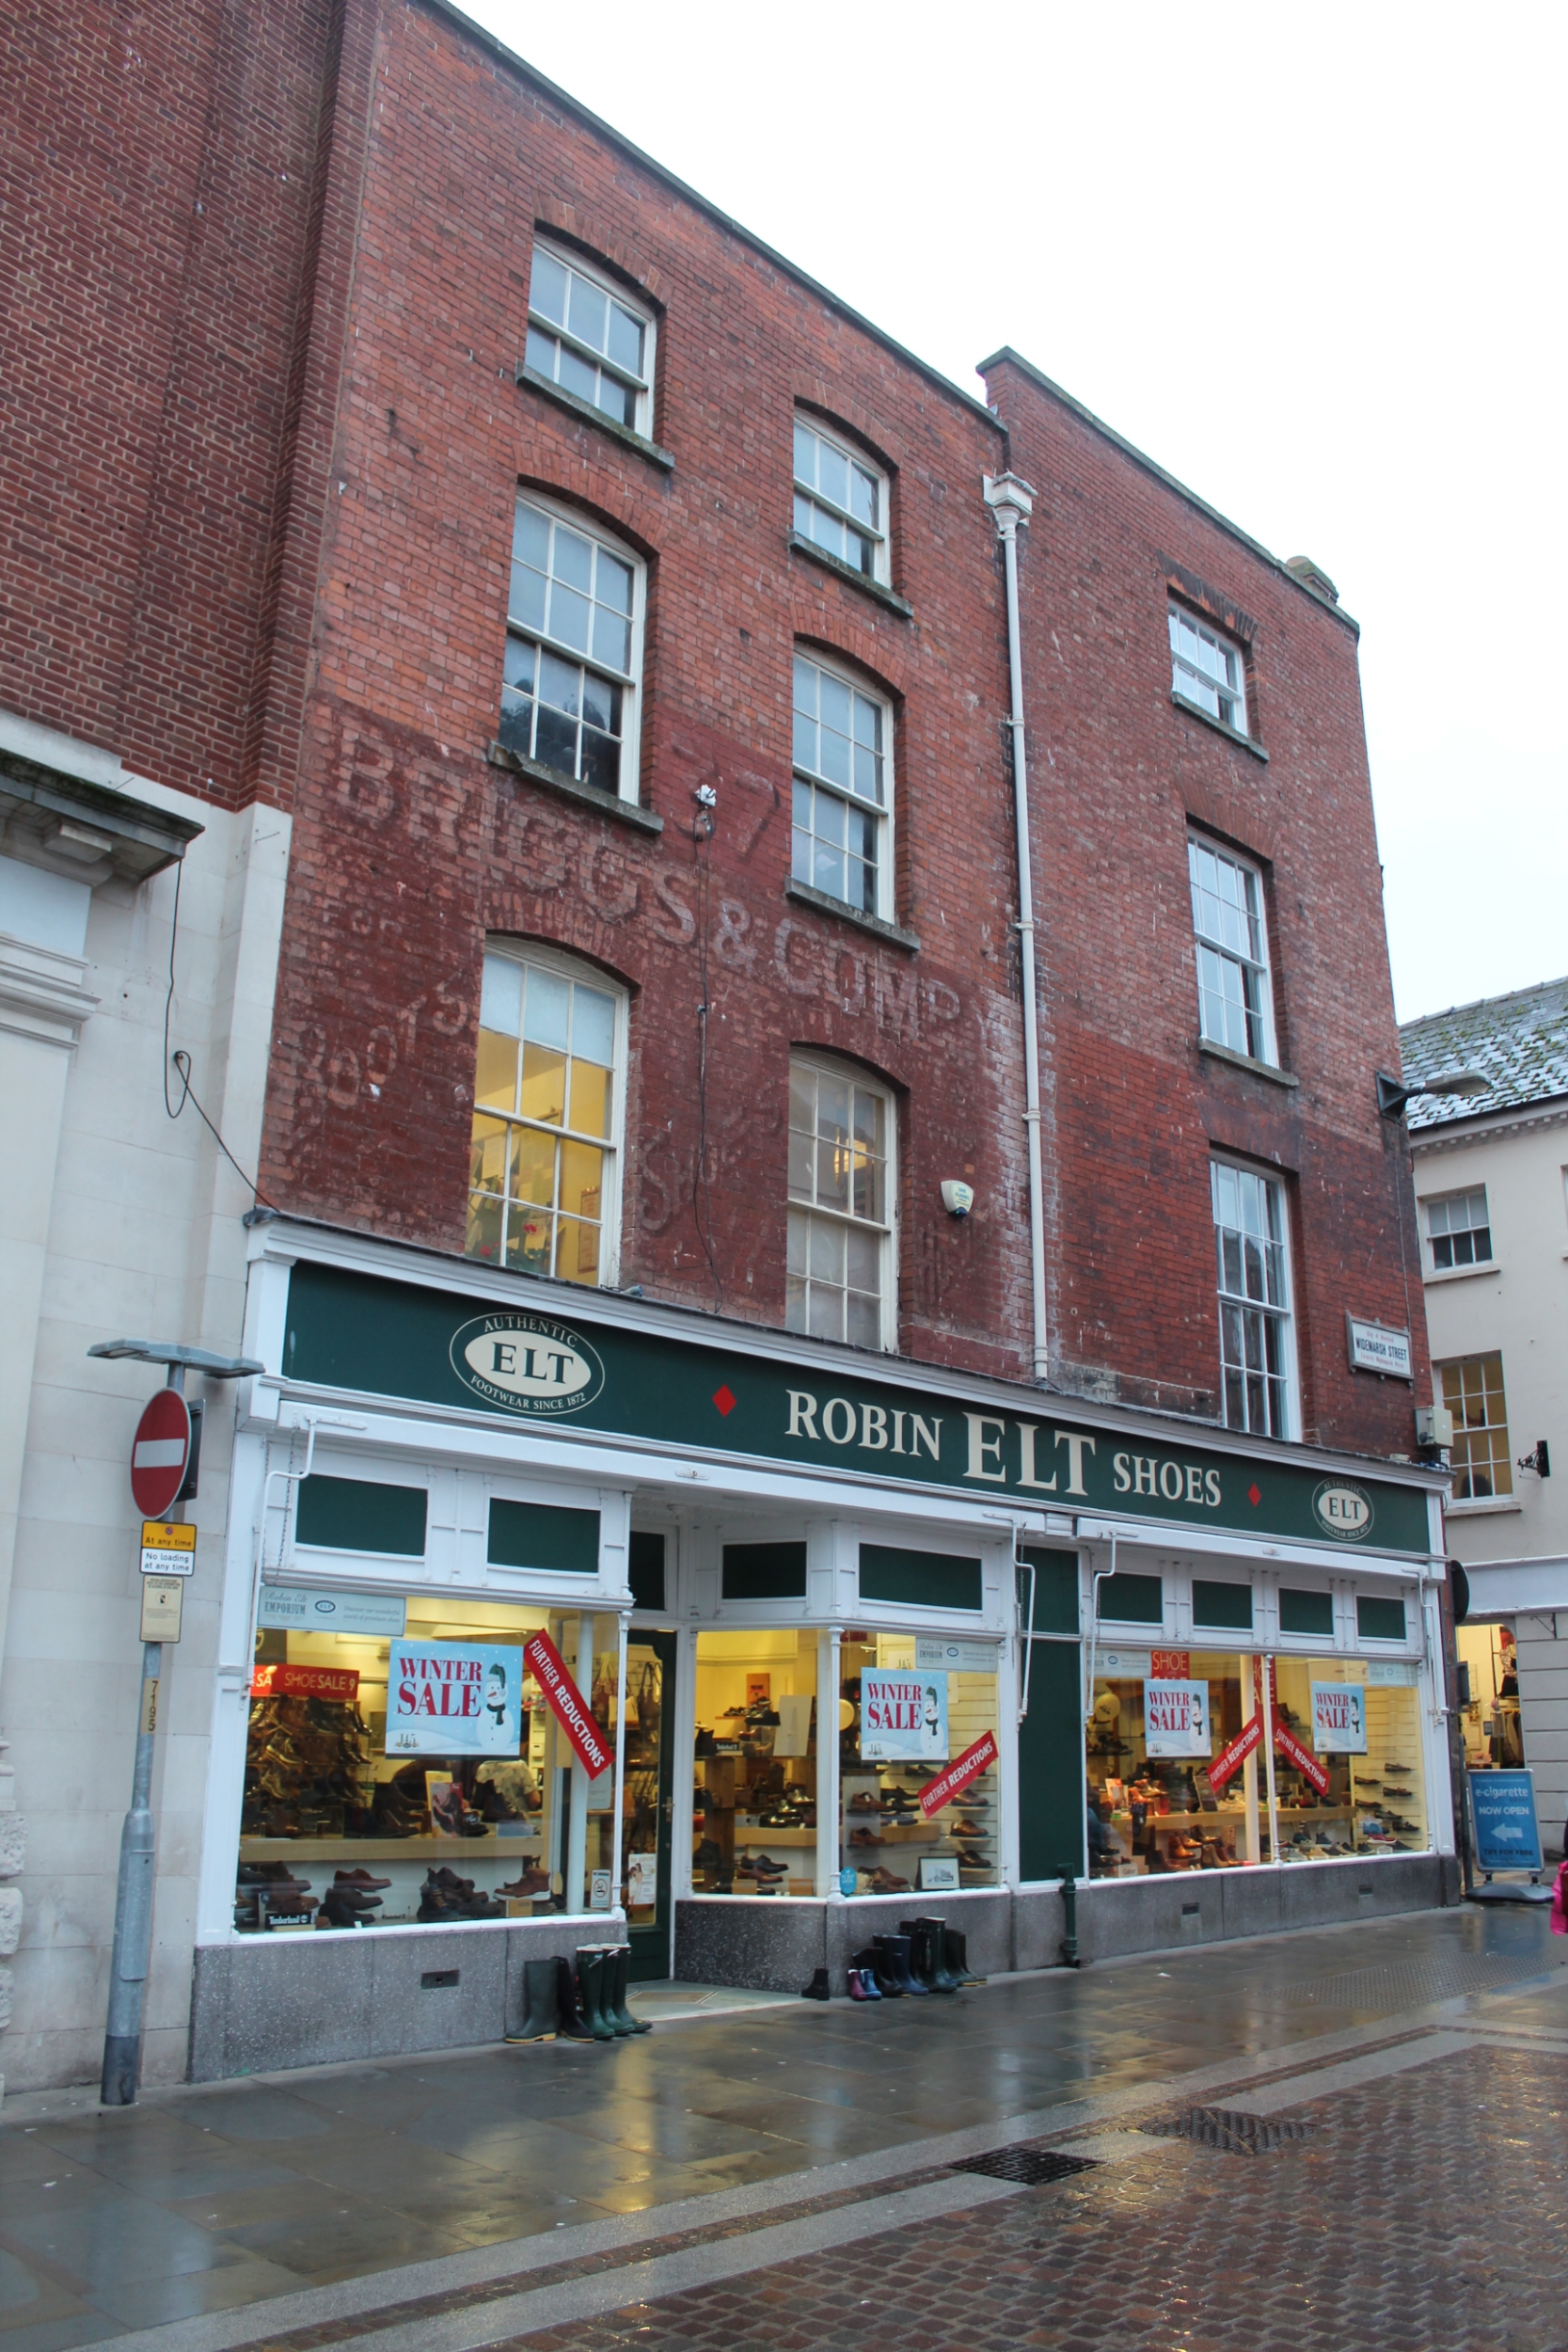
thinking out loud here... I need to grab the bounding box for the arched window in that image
[468,942,626,1288]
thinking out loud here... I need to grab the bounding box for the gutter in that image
[984,471,1049,1385]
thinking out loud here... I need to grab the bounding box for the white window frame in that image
[1422,1186,1493,1274]
[790,647,895,923]
[792,412,891,585]
[499,490,646,805]
[1170,602,1249,737]
[786,1053,897,1352]
[1211,1157,1297,1440]
[467,940,628,1290]
[1437,1352,1513,1502]
[525,238,656,437]
[1188,834,1277,1065]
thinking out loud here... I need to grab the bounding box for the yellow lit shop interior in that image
[239,1599,663,1931]
[690,1629,1000,1898]
[1085,1654,1429,1873]
[1455,1620,1524,1769]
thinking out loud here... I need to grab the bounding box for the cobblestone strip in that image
[500,2047,1567,2352]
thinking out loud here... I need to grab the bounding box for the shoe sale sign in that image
[386,1641,523,1756]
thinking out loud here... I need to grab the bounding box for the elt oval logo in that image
[1312,1480,1374,1541]
[450,1313,605,1417]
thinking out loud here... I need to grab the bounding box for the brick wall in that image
[257,0,1033,1376]
[985,354,1429,1452]
[0,0,340,811]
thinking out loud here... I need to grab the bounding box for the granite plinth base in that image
[188,1916,616,2082]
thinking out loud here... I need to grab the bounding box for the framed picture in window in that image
[919,1855,960,1891]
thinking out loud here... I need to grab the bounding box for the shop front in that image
[186,1224,1451,2077]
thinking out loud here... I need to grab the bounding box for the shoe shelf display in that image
[1086,1657,1431,1875]
[839,1763,1001,1892]
[691,1633,818,1896]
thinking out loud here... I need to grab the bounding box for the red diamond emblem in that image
[1247,1483,1261,1508]
[712,1384,736,1418]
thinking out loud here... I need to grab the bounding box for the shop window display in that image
[239,1597,622,1931]
[1085,1649,1428,1874]
[839,1634,1000,1896]
[692,1630,818,1894]
[1456,1621,1523,1770]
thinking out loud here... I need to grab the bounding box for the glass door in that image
[623,1629,676,1980]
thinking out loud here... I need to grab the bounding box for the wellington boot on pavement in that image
[606,1945,647,2034]
[577,1947,617,2041]
[505,1957,562,2042]
[554,1952,595,2041]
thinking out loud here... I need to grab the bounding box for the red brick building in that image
[1,0,1453,2093]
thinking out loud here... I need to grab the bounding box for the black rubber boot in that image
[888,1932,927,1994]
[800,1966,831,2000]
[863,1939,902,1995]
[506,1957,562,2042]
[914,1916,960,1992]
[577,1947,617,2041]
[944,1927,985,1986]
[604,1945,641,2035]
[899,1918,938,1990]
[554,1952,595,2040]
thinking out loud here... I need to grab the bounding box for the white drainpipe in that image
[984,471,1048,1384]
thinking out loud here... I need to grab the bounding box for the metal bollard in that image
[1059,1871,1080,1969]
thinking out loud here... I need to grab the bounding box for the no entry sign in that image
[130,1390,192,1518]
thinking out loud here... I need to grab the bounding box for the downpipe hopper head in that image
[984,471,1036,536]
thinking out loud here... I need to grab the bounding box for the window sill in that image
[1446,1496,1522,1516]
[1170,691,1269,762]
[1197,1040,1299,1089]
[1422,1261,1499,1285]
[515,366,674,471]
[787,532,914,618]
[784,878,920,952]
[485,741,664,833]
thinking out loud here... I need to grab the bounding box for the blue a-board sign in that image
[1469,1770,1544,1873]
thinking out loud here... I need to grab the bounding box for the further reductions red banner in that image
[919,1730,999,1819]
[1274,1721,1331,1795]
[523,1629,612,1775]
[1206,1711,1262,1793]
[250,1662,359,1701]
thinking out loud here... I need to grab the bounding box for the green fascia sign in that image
[282,1263,1434,1558]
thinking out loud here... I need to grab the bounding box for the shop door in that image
[624,1629,677,1981]
[1018,1640,1086,1880]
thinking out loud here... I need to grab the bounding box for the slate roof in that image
[1398,975,1568,1130]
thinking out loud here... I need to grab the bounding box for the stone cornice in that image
[0,930,101,1050]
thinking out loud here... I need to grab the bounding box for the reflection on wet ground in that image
[0,1907,1561,2347]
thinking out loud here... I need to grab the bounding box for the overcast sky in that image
[466,0,1565,1025]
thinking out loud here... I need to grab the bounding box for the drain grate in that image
[953,2146,1099,2185]
[1144,2105,1314,2154]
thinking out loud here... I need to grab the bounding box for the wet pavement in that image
[0,1906,1563,2351]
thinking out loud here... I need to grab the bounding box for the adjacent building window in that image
[1170,604,1248,735]
[525,241,654,434]
[791,651,892,918]
[786,1056,895,1348]
[1437,1353,1513,1500]
[792,415,889,582]
[1424,1187,1492,1271]
[1188,837,1275,1063]
[499,495,642,800]
[1212,1160,1294,1438]
[468,945,625,1286]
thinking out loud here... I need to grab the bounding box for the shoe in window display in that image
[867,1866,911,1894]
[848,1790,881,1814]
[954,1848,990,1868]
[320,1885,381,1928]
[948,1819,987,1838]
[498,1866,552,1899]
[334,1867,391,1890]
[847,1827,883,1849]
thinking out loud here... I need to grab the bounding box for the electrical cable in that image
[690,796,722,1311]
[160,856,278,1211]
